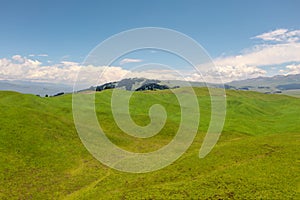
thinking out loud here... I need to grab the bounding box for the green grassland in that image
[0,88,299,199]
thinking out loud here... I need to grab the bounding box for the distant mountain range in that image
[227,74,300,91]
[81,78,175,92]
[0,80,73,97]
[225,74,300,97]
[83,74,300,93]
[1,74,300,97]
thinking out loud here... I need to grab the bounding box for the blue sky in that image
[1,0,300,85]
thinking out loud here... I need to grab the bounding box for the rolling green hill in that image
[0,88,299,199]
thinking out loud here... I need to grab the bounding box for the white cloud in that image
[209,65,266,83]
[119,58,143,65]
[214,43,300,67]
[12,55,25,62]
[60,61,79,66]
[207,29,300,82]
[1,29,300,86]
[253,28,300,43]
[0,55,145,88]
[279,64,300,75]
[0,55,201,88]
[129,69,185,81]
[0,48,297,86]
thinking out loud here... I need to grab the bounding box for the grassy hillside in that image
[0,88,299,199]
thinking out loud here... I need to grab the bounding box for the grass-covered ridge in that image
[0,88,299,199]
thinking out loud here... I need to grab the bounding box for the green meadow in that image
[0,88,299,199]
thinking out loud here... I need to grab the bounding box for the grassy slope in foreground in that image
[0,88,299,199]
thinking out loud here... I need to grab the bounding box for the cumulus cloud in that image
[130,69,186,81]
[207,29,300,82]
[0,55,133,88]
[1,29,300,86]
[207,65,266,83]
[0,55,78,83]
[12,55,25,62]
[279,64,300,75]
[1,55,209,90]
[214,43,300,67]
[0,55,186,88]
[119,58,143,65]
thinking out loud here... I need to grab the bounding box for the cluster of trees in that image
[94,80,171,92]
[95,82,117,91]
[135,83,169,91]
[39,92,64,98]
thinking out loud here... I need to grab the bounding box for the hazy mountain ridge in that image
[1,74,300,97]
[0,80,73,96]
[82,78,229,93]
[228,74,300,89]
[86,74,300,96]
[82,78,161,91]
[226,74,300,97]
